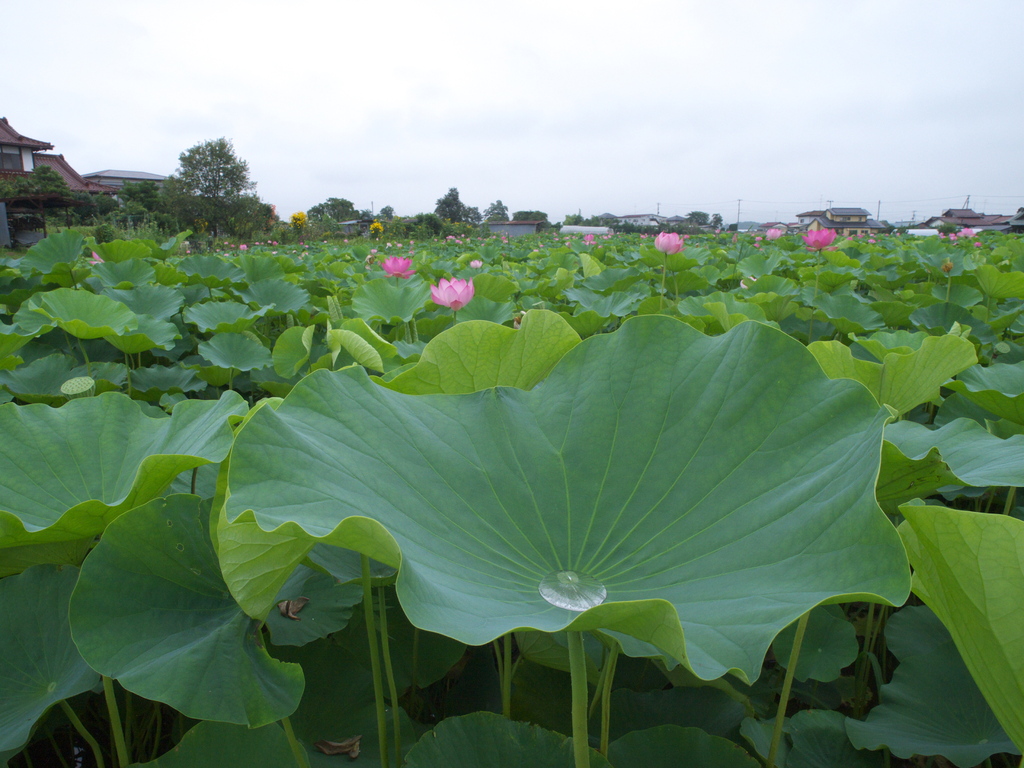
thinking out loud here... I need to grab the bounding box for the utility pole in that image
[963,195,970,209]
[657,202,660,216]
[877,200,881,221]
[736,199,742,230]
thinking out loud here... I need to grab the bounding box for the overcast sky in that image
[7,0,1022,225]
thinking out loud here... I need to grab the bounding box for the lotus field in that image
[3,226,1024,768]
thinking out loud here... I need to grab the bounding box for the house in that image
[82,169,167,190]
[488,220,543,237]
[0,117,117,246]
[757,221,791,233]
[806,207,885,237]
[795,210,826,225]
[1005,208,1024,234]
[613,213,666,227]
[0,118,116,195]
[921,208,1011,231]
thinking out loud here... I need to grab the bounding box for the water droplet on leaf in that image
[539,570,606,611]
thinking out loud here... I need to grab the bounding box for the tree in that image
[710,213,724,229]
[463,206,482,225]
[563,212,584,226]
[119,180,162,213]
[435,187,467,222]
[379,205,395,221]
[0,165,70,198]
[307,197,358,221]
[512,210,548,222]
[484,200,509,221]
[163,138,257,236]
[686,211,710,226]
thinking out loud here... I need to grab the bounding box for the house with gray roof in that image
[82,169,167,189]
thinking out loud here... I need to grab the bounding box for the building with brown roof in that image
[921,208,1011,231]
[0,117,117,194]
[806,207,886,237]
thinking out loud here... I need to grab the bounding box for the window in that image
[1,145,23,171]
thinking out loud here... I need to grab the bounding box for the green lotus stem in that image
[280,716,311,768]
[1003,487,1016,515]
[102,676,129,768]
[78,337,93,377]
[660,265,668,311]
[600,643,619,754]
[47,731,71,768]
[378,586,403,766]
[945,275,952,303]
[410,628,420,694]
[767,611,810,768]
[362,555,389,768]
[567,631,591,768]
[59,700,105,768]
[854,602,877,717]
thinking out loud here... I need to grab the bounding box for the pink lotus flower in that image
[802,229,837,251]
[654,232,683,255]
[239,244,248,251]
[583,234,595,245]
[382,256,415,278]
[470,259,483,268]
[431,278,474,311]
[961,228,975,237]
[765,228,784,241]
[740,275,757,289]
[89,252,103,264]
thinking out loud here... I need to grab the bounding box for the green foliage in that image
[162,138,266,237]
[485,199,509,221]
[307,197,358,222]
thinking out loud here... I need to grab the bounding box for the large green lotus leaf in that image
[237,279,310,315]
[0,391,247,548]
[222,317,909,681]
[0,355,124,404]
[471,272,518,302]
[184,301,268,334]
[808,294,885,336]
[103,284,185,320]
[453,296,516,324]
[975,264,1024,300]
[946,360,1024,425]
[885,418,1024,488]
[92,239,153,264]
[350,277,431,323]
[129,364,207,401]
[0,566,99,751]
[402,712,612,768]
[0,538,92,576]
[608,725,760,768]
[606,686,747,742]
[19,231,85,275]
[381,310,579,395]
[326,328,382,371]
[238,253,285,284]
[563,285,647,318]
[846,605,1018,767]
[272,325,314,377]
[105,313,181,354]
[787,710,882,768]
[27,288,138,339]
[90,259,156,289]
[0,319,40,362]
[875,441,960,513]
[899,504,1024,750]
[271,637,417,767]
[808,333,977,415]
[127,721,293,768]
[772,605,858,683]
[178,254,245,288]
[198,333,273,371]
[264,564,362,646]
[69,495,303,726]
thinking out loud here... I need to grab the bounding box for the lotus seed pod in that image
[60,376,96,399]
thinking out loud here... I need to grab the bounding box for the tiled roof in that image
[83,169,167,182]
[811,216,885,230]
[829,207,870,216]
[0,117,53,150]
[34,154,118,194]
[796,210,825,217]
